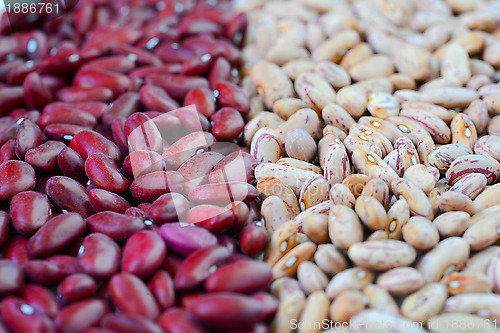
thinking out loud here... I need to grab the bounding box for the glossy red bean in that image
[0,212,10,248]
[102,313,163,333]
[54,299,110,333]
[43,102,108,120]
[73,69,131,97]
[4,236,33,266]
[38,106,98,130]
[39,49,101,75]
[148,193,190,224]
[123,150,165,179]
[186,292,276,330]
[208,57,232,89]
[28,213,85,258]
[1,296,55,333]
[45,255,82,276]
[88,189,131,213]
[0,87,25,116]
[185,205,235,234]
[162,131,215,169]
[184,87,216,118]
[0,260,24,295]
[84,153,129,194]
[156,308,209,333]
[0,160,36,201]
[25,141,67,173]
[111,44,162,67]
[139,84,180,113]
[205,260,272,293]
[14,119,44,160]
[121,230,166,278]
[69,130,121,164]
[225,201,250,234]
[45,176,94,218]
[43,124,87,143]
[10,191,50,236]
[189,182,258,206]
[24,260,64,285]
[23,72,53,110]
[218,235,238,255]
[123,113,163,153]
[20,284,60,317]
[210,151,258,184]
[81,56,136,73]
[240,223,267,257]
[0,139,16,165]
[148,270,175,310]
[211,107,245,141]
[159,223,218,257]
[57,147,87,184]
[109,272,160,320]
[56,86,114,103]
[145,74,209,100]
[174,245,231,291]
[169,105,211,134]
[177,152,224,193]
[215,81,250,115]
[57,274,97,303]
[225,12,247,48]
[130,170,184,202]
[102,92,141,127]
[77,233,121,278]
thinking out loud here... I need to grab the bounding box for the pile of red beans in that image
[0,1,274,332]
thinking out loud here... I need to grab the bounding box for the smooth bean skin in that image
[0,161,36,201]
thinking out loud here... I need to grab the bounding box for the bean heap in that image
[0,1,277,332]
[236,0,500,332]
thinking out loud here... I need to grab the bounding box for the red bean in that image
[130,171,184,202]
[57,147,87,184]
[38,106,98,130]
[0,160,36,201]
[159,223,218,257]
[1,296,55,333]
[139,85,180,114]
[211,107,245,141]
[177,151,224,194]
[81,56,136,74]
[240,223,268,257]
[102,313,163,333]
[148,270,175,310]
[124,113,163,153]
[28,213,85,258]
[208,57,232,89]
[23,72,53,111]
[56,86,114,103]
[39,49,101,75]
[0,212,10,248]
[0,87,25,116]
[73,69,131,97]
[45,255,82,276]
[57,274,97,303]
[84,153,130,194]
[0,260,24,295]
[186,205,235,234]
[88,189,131,214]
[145,74,210,100]
[156,308,209,333]
[20,284,60,317]
[102,92,141,127]
[210,151,258,184]
[148,193,190,224]
[23,260,64,285]
[54,299,110,333]
[162,131,215,169]
[14,119,44,161]
[205,260,272,294]
[45,176,95,218]
[215,81,250,115]
[121,230,166,278]
[188,182,259,206]
[25,141,67,173]
[4,236,33,266]
[123,150,165,179]
[43,123,87,143]
[43,102,108,120]
[184,87,216,118]
[77,233,121,279]
[109,272,160,320]
[70,130,121,164]
[0,139,16,165]
[10,191,50,236]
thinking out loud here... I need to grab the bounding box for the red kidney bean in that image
[44,102,108,120]
[121,230,166,278]
[0,117,18,147]
[138,202,152,213]
[184,87,216,118]
[109,272,160,320]
[57,147,87,184]
[174,245,231,291]
[210,151,258,184]
[226,201,250,234]
[43,124,87,143]
[84,153,129,194]
[102,92,141,127]
[129,64,182,79]
[73,69,131,97]
[39,49,101,75]
[77,233,121,278]
[161,253,183,278]
[24,260,64,285]
[69,130,121,164]
[56,86,114,103]
[123,113,163,153]
[45,176,94,218]
[38,106,97,130]
[125,207,149,219]
[81,56,136,74]
[4,235,33,266]
[186,292,275,330]
[123,150,165,179]
[181,51,218,77]
[0,87,25,116]
[177,151,224,194]
[41,75,68,95]
[57,274,97,303]
[110,116,129,153]
[162,131,215,169]
[14,119,44,160]
[0,212,10,248]
[101,313,163,333]
[23,72,53,110]
[130,170,184,202]
[148,270,175,310]
[7,61,39,86]
[218,235,238,255]
[251,292,279,321]
[205,260,272,294]
[20,284,59,317]
[169,106,211,133]
[1,296,55,333]
[225,12,247,48]
[139,84,180,113]
[215,81,250,115]
[0,139,16,165]
[185,205,235,234]
[159,223,218,257]
[0,160,36,201]
[189,182,258,206]
[111,44,163,67]
[45,255,82,276]
[0,260,24,295]
[154,44,196,64]
[145,74,210,100]
[54,299,110,333]
[156,308,209,333]
[21,31,49,60]
[148,193,190,224]
[25,141,67,173]
[88,189,131,214]
[10,191,50,236]
[82,329,115,333]
[239,223,267,257]
[28,213,85,258]
[211,107,245,141]
[208,57,232,89]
